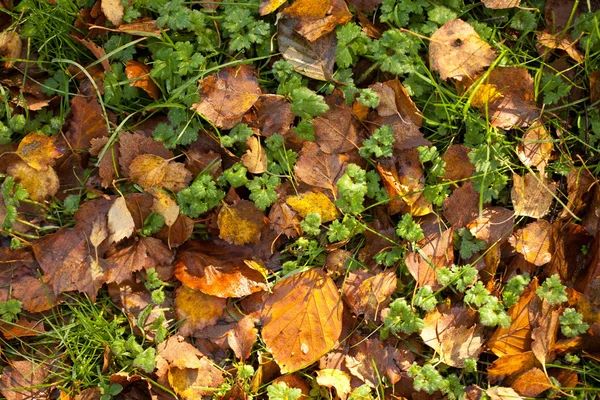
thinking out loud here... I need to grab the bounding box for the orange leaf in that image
[509,220,554,266]
[405,228,454,289]
[16,132,64,171]
[511,367,554,397]
[125,60,160,100]
[262,268,343,373]
[487,352,537,384]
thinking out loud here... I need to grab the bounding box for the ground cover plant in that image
[0,0,600,398]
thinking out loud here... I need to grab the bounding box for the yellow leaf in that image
[7,161,59,201]
[285,191,339,223]
[217,200,265,245]
[241,136,268,174]
[16,132,63,171]
[259,0,287,16]
[316,369,351,398]
[262,268,343,373]
[151,190,180,227]
[175,285,225,336]
[129,154,168,189]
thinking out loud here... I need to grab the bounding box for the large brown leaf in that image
[313,90,361,154]
[65,95,108,150]
[0,360,49,400]
[405,228,454,289]
[294,141,348,195]
[105,237,174,284]
[174,240,268,298]
[262,268,343,373]
[529,295,561,366]
[466,206,514,246]
[487,352,537,384]
[118,131,172,176]
[342,269,397,321]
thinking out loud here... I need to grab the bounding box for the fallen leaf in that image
[370,79,422,126]
[429,19,496,81]
[268,200,301,238]
[125,60,160,100]
[286,191,339,222]
[241,136,268,174]
[529,295,561,366]
[313,90,361,154]
[537,30,584,63]
[71,36,111,72]
[174,240,268,298]
[102,0,124,26]
[191,65,261,129]
[117,18,161,35]
[105,237,174,284]
[151,190,180,227]
[294,141,348,195]
[283,0,330,19]
[157,214,195,248]
[259,0,287,15]
[0,360,49,400]
[66,96,109,150]
[547,222,592,283]
[0,317,45,339]
[486,387,524,400]
[16,132,64,171]
[175,285,225,336]
[90,136,119,187]
[511,172,557,218]
[7,161,59,201]
[591,70,600,110]
[227,314,258,362]
[155,336,225,399]
[482,0,520,8]
[278,16,336,81]
[511,367,553,397]
[107,196,136,244]
[129,154,191,191]
[517,122,554,174]
[316,369,351,400]
[405,229,454,289]
[342,269,397,321]
[421,304,485,367]
[467,207,514,246]
[346,0,382,13]
[292,0,353,42]
[248,94,295,137]
[262,268,343,373]
[560,168,596,218]
[0,31,22,69]
[509,220,554,266]
[118,131,172,176]
[488,278,538,356]
[218,200,265,245]
[487,352,537,384]
[442,181,480,228]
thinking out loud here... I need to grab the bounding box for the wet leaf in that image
[429,19,496,81]
[511,172,557,218]
[129,154,191,191]
[16,132,64,171]
[509,220,554,266]
[241,136,268,174]
[107,196,136,244]
[174,240,268,298]
[71,36,111,72]
[191,65,261,129]
[218,200,265,245]
[278,16,336,81]
[7,161,59,201]
[286,191,339,223]
[262,268,343,373]
[125,60,160,100]
[421,305,485,367]
[517,123,554,174]
[342,269,397,321]
[175,285,225,336]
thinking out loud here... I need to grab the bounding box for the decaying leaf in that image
[405,229,454,289]
[277,16,336,81]
[241,136,268,174]
[294,142,348,195]
[105,237,174,284]
[511,172,557,218]
[191,65,261,129]
[129,154,191,191]
[290,0,353,42]
[442,181,480,228]
[0,360,49,400]
[286,191,339,222]
[316,369,351,400]
[175,285,225,336]
[7,161,59,201]
[217,200,265,245]
[125,60,160,100]
[342,269,397,321]
[467,207,514,246]
[174,240,268,298]
[313,90,361,154]
[262,268,343,373]
[107,196,136,244]
[442,144,474,182]
[511,367,554,397]
[486,387,524,400]
[16,132,64,171]
[151,190,180,227]
[529,295,561,366]
[66,96,109,150]
[259,0,287,15]
[517,123,554,174]
[487,352,537,384]
[482,0,520,8]
[429,19,496,81]
[420,305,485,367]
[0,31,22,69]
[509,220,554,266]
[102,0,124,27]
[283,0,330,19]
[537,30,584,63]
[227,314,258,362]
[155,336,225,399]
[118,131,172,176]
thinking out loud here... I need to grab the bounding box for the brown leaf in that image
[66,96,109,150]
[118,131,172,176]
[155,336,225,399]
[241,136,268,174]
[71,36,111,72]
[32,228,102,298]
[482,0,520,8]
[421,305,485,367]
[294,141,348,195]
[175,285,225,336]
[0,317,45,339]
[174,240,268,298]
[107,196,136,244]
[7,161,59,201]
[547,222,592,283]
[0,360,49,400]
[529,295,561,366]
[511,172,557,218]
[560,169,596,218]
[342,269,397,321]
[218,200,265,245]
[0,31,22,69]
[486,387,524,400]
[157,214,195,248]
[151,190,179,227]
[16,132,64,171]
[129,154,191,191]
[442,144,474,182]
[517,122,554,174]
[286,191,339,222]
[277,16,336,81]
[105,237,174,284]
[442,181,480,228]
[429,19,496,81]
[227,314,258,362]
[370,79,422,126]
[511,368,553,397]
[467,206,514,246]
[102,0,124,26]
[191,65,261,129]
[488,278,538,356]
[313,90,361,154]
[117,18,161,35]
[125,60,160,100]
[90,136,119,188]
[537,30,584,63]
[262,268,343,373]
[248,94,295,137]
[405,228,454,289]
[487,352,537,384]
[268,200,301,238]
[509,220,554,266]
